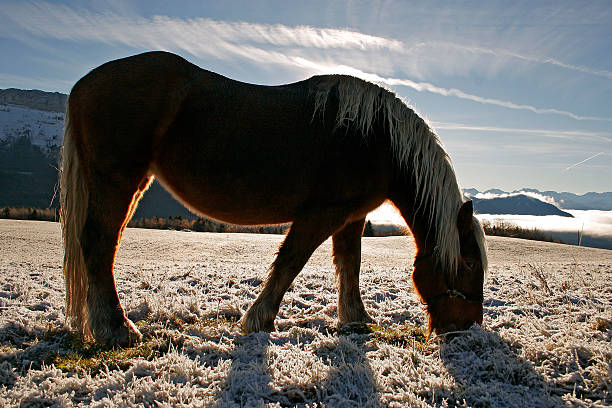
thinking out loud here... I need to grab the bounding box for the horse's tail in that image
[60,103,90,338]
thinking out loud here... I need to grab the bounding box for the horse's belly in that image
[151,167,304,225]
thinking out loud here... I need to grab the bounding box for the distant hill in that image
[471,194,573,217]
[0,88,66,113]
[465,188,612,211]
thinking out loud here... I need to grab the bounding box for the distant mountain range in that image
[464,188,612,211]
[1,88,610,220]
[470,194,573,217]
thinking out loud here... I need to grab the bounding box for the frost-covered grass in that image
[1,220,610,407]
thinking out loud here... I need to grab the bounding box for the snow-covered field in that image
[1,219,610,407]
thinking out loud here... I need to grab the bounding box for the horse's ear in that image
[457,200,474,237]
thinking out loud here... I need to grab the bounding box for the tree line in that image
[0,207,408,237]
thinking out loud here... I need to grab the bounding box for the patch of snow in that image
[0,104,64,153]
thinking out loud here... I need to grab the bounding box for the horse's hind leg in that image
[240,212,348,333]
[81,174,152,346]
[333,218,375,325]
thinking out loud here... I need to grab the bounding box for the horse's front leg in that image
[240,213,347,333]
[332,218,375,325]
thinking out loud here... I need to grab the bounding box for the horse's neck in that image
[393,190,440,256]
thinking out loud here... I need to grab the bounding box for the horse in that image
[60,51,487,346]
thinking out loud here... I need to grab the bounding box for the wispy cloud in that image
[0,3,402,52]
[1,2,611,122]
[387,79,608,121]
[168,17,404,51]
[5,2,609,80]
[411,41,612,80]
[292,58,612,122]
[472,190,559,206]
[431,122,612,143]
[511,53,612,80]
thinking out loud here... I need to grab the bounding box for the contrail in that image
[564,152,605,171]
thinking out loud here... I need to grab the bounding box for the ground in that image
[0,219,610,407]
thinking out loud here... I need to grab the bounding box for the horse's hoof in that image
[338,310,375,325]
[240,308,275,334]
[94,318,142,347]
[121,318,143,345]
[360,314,376,325]
[337,321,375,335]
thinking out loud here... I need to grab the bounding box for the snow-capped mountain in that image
[0,88,65,154]
[0,104,64,154]
[0,89,66,208]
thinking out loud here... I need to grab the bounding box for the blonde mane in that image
[310,75,487,275]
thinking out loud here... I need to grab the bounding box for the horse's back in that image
[71,51,198,95]
[66,52,392,224]
[149,73,393,224]
[70,51,199,109]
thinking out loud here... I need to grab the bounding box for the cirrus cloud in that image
[1,1,610,123]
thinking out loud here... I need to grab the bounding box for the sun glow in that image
[367,202,406,226]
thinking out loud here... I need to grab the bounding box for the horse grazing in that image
[60,51,487,346]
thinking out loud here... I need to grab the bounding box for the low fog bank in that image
[476,210,612,249]
[368,203,612,249]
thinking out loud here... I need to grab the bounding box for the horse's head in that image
[412,201,486,335]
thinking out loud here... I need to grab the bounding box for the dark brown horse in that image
[60,51,487,346]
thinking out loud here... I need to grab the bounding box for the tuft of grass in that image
[592,317,612,333]
[526,263,553,295]
[50,331,170,374]
[336,322,376,336]
[371,324,432,352]
[336,322,432,351]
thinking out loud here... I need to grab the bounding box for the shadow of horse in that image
[208,324,589,407]
[438,327,567,407]
[211,327,383,407]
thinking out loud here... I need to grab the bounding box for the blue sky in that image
[1,0,610,194]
